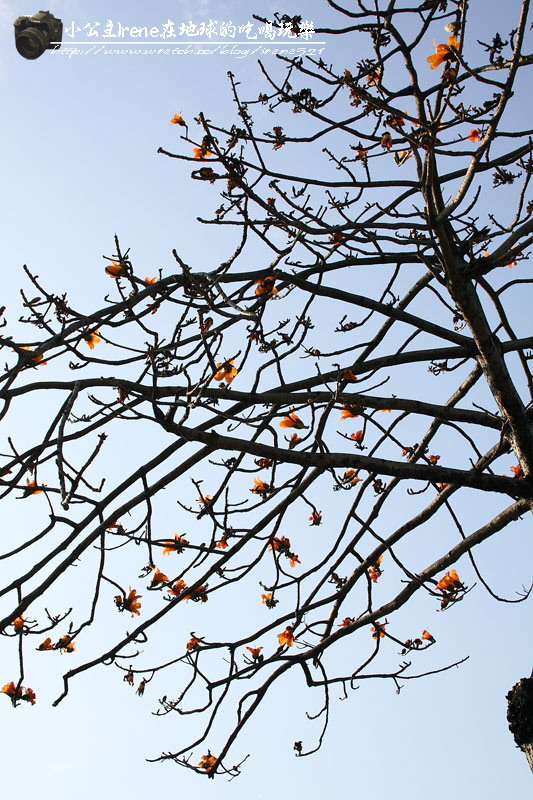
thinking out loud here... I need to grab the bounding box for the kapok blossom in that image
[246,646,263,660]
[37,637,54,650]
[252,476,270,495]
[309,510,322,526]
[214,359,238,384]
[192,146,213,160]
[198,753,216,772]
[368,555,383,583]
[371,621,386,639]
[83,329,100,350]
[340,404,361,421]
[23,478,42,497]
[436,569,461,591]
[115,588,142,616]
[13,616,24,632]
[278,627,295,647]
[56,636,75,653]
[280,411,305,429]
[17,346,47,366]
[162,534,188,555]
[254,275,278,296]
[426,35,458,69]
[167,579,187,597]
[170,112,185,126]
[150,568,169,587]
[105,260,126,278]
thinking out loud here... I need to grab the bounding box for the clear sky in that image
[1,0,532,797]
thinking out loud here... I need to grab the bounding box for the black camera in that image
[14,10,63,60]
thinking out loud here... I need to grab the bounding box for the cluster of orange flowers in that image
[371,621,386,639]
[269,535,300,567]
[37,636,75,652]
[2,682,36,705]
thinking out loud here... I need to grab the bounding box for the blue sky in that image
[1,0,532,796]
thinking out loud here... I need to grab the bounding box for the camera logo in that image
[14,10,63,59]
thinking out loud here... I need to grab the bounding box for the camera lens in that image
[16,26,49,59]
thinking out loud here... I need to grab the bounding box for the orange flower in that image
[136,680,146,696]
[288,433,302,449]
[371,621,386,639]
[144,276,157,285]
[124,671,134,686]
[13,616,24,632]
[37,637,54,650]
[427,36,458,70]
[105,260,126,278]
[342,469,361,485]
[338,617,353,627]
[2,682,23,701]
[256,458,272,469]
[57,636,75,653]
[118,588,142,616]
[17,346,47,366]
[150,568,169,587]
[246,646,263,660]
[277,627,295,647]
[380,408,392,413]
[428,454,440,464]
[510,464,524,479]
[168,579,187,597]
[162,534,188,555]
[329,232,343,247]
[340,405,361,421]
[368,555,383,583]
[508,261,517,268]
[288,553,300,568]
[214,359,238,384]
[468,128,481,143]
[351,430,364,443]
[216,539,228,549]
[22,687,36,705]
[83,329,100,350]
[381,132,392,151]
[421,629,434,641]
[199,753,216,772]
[343,369,358,382]
[187,635,201,651]
[183,585,208,603]
[170,112,185,126]
[254,275,278,296]
[23,478,42,497]
[436,569,461,591]
[269,536,290,553]
[309,510,322,526]
[192,146,213,160]
[198,494,212,507]
[261,592,272,605]
[356,146,368,161]
[366,67,381,86]
[252,476,270,495]
[436,482,448,492]
[280,412,305,429]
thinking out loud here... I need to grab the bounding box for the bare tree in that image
[1,0,533,779]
